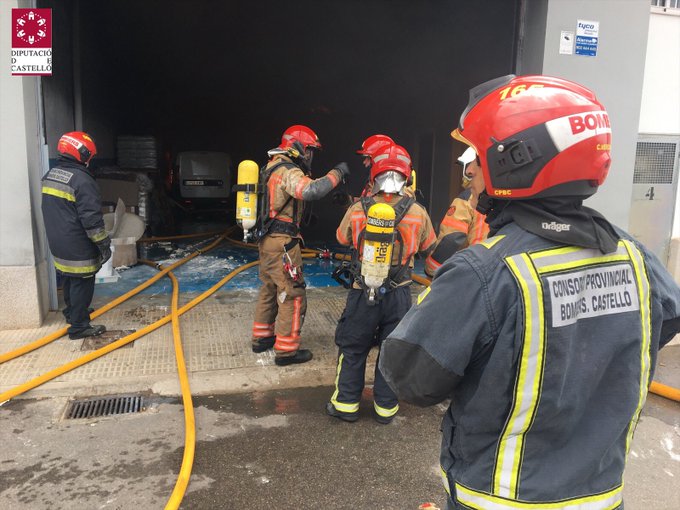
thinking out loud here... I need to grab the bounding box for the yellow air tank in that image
[361,202,396,303]
[235,160,259,241]
[408,168,417,194]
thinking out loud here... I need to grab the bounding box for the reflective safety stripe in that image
[496,254,545,497]
[252,322,275,338]
[373,401,398,417]
[87,228,108,243]
[455,482,623,510]
[53,256,99,274]
[621,240,652,454]
[489,240,650,502]
[42,184,75,202]
[330,354,360,413]
[440,466,451,495]
[480,235,505,249]
[530,243,629,274]
[417,286,431,305]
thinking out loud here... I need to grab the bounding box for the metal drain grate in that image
[65,395,145,419]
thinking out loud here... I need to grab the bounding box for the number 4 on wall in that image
[645,186,655,200]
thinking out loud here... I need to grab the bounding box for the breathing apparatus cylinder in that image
[235,160,259,241]
[361,202,396,303]
[408,169,417,194]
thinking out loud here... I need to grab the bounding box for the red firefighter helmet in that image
[57,131,97,165]
[370,144,412,183]
[451,75,612,200]
[278,125,322,153]
[356,134,394,157]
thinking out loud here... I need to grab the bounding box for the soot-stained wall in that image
[43,0,520,241]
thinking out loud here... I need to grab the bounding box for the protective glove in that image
[333,162,350,181]
[97,239,112,265]
[332,190,352,207]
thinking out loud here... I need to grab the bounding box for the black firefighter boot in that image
[252,336,275,353]
[274,349,313,366]
[69,324,106,340]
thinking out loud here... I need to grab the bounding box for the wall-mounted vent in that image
[633,142,678,184]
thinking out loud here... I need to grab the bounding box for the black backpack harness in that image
[333,194,415,303]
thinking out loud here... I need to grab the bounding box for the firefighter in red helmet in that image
[380,75,680,509]
[327,144,435,423]
[41,131,109,339]
[251,125,350,365]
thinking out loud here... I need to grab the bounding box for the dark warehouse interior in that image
[42,0,520,241]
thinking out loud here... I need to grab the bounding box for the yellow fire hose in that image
[163,268,195,510]
[138,230,228,243]
[0,232,231,364]
[2,230,678,510]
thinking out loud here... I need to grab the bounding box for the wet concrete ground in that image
[0,386,446,510]
[1,382,679,510]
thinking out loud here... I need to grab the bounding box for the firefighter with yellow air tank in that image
[245,125,350,366]
[326,143,436,424]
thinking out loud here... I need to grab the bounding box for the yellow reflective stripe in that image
[90,230,108,243]
[455,482,623,510]
[530,245,583,259]
[480,235,506,249]
[440,466,451,495]
[373,401,399,417]
[42,186,75,202]
[530,243,630,274]
[536,254,629,274]
[496,254,545,498]
[330,354,359,413]
[54,260,99,274]
[621,240,652,456]
[417,286,431,305]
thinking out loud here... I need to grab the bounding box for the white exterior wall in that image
[640,9,680,277]
[0,0,50,329]
[639,10,680,137]
[540,0,651,230]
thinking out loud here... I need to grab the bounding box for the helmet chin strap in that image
[475,191,494,215]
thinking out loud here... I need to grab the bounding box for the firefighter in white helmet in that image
[327,144,436,424]
[380,75,680,509]
[424,147,490,277]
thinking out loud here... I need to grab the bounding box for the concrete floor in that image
[0,283,679,509]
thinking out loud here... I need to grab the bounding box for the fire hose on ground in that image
[0,229,678,510]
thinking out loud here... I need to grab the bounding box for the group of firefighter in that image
[42,75,680,510]
[239,125,484,425]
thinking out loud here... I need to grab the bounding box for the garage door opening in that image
[42,0,520,241]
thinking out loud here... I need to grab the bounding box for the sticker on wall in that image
[559,31,574,55]
[575,19,599,57]
[11,8,52,76]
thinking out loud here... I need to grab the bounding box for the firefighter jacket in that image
[425,194,489,277]
[41,159,109,277]
[263,155,343,237]
[380,221,680,509]
[336,193,436,285]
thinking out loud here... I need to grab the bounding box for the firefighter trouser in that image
[331,286,411,417]
[252,234,307,356]
[62,274,96,336]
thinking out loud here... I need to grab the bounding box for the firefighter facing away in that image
[327,144,436,423]
[424,147,489,277]
[379,75,680,509]
[41,132,110,340]
[251,125,349,366]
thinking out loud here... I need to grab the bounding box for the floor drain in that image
[65,395,145,419]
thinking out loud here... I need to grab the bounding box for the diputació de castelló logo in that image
[11,8,52,76]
